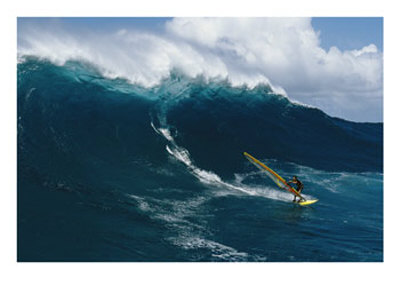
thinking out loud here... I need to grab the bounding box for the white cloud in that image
[165,18,382,121]
[17,18,383,121]
[351,44,378,57]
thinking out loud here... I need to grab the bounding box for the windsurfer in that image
[288,176,304,203]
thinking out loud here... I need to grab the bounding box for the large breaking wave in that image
[17,58,383,261]
[18,57,382,181]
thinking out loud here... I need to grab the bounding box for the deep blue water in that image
[17,58,383,261]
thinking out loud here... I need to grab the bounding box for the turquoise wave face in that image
[17,58,383,262]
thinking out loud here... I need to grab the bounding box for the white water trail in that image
[151,121,295,202]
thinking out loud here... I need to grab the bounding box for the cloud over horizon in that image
[18,17,383,121]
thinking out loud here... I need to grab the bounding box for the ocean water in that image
[17,58,383,261]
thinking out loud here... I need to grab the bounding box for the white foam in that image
[169,236,250,261]
[165,136,258,194]
[159,128,174,142]
[18,18,383,121]
[125,193,145,201]
[289,98,318,109]
[127,144,274,260]
[150,122,160,134]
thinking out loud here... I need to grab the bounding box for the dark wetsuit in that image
[294,180,304,193]
[288,178,304,202]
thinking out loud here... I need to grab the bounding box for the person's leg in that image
[297,188,303,202]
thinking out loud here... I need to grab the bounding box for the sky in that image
[17,17,383,122]
[19,17,383,51]
[312,17,383,52]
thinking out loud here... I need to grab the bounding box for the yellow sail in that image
[243,152,304,199]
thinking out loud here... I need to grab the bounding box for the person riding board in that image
[288,176,304,203]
